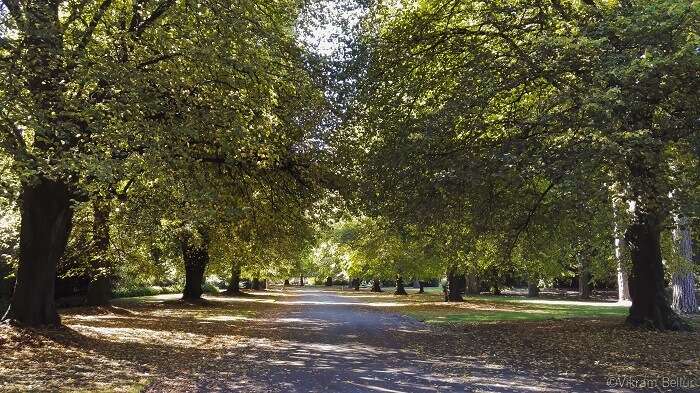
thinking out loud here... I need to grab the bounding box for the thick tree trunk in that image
[527,280,540,298]
[87,199,111,306]
[3,3,75,326]
[2,179,73,326]
[625,210,686,330]
[226,264,242,295]
[671,217,698,314]
[260,279,267,290]
[181,232,209,301]
[353,278,360,291]
[418,281,424,294]
[394,275,408,295]
[447,270,463,301]
[299,275,304,287]
[251,277,260,290]
[325,276,333,286]
[371,279,382,292]
[454,274,466,294]
[284,279,290,287]
[465,273,480,295]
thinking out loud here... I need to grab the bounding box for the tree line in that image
[0,0,698,331]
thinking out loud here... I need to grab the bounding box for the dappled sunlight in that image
[2,289,698,392]
[325,288,631,324]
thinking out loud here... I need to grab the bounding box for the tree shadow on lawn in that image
[2,293,698,392]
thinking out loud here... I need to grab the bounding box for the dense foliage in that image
[0,0,697,330]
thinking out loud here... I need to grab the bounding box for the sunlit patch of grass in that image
[332,286,629,323]
[408,303,629,324]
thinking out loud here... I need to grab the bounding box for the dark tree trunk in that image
[87,199,112,306]
[2,178,73,326]
[299,275,304,287]
[527,280,540,298]
[260,279,267,290]
[2,3,74,326]
[325,276,333,286]
[181,232,209,301]
[465,273,480,295]
[283,279,290,287]
[418,281,424,294]
[394,275,408,295]
[455,274,466,294]
[579,260,592,300]
[491,281,501,296]
[447,270,463,301]
[353,278,360,291]
[371,279,382,292]
[226,264,242,295]
[625,210,686,330]
[251,277,260,290]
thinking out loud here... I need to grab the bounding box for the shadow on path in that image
[175,289,623,393]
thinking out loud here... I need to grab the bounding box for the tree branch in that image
[506,176,562,259]
[64,0,92,27]
[1,0,22,26]
[133,0,175,37]
[75,0,114,58]
[136,52,181,70]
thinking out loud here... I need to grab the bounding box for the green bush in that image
[202,281,221,294]
[113,284,182,299]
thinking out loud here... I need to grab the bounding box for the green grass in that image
[408,303,629,324]
[353,286,630,324]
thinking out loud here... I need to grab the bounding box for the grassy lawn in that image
[336,286,631,324]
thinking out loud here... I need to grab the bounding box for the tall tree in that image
[343,0,698,330]
[0,0,324,325]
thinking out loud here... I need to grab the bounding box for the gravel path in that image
[181,288,625,393]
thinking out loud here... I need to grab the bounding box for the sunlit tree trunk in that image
[613,200,632,303]
[671,216,697,314]
[615,236,632,302]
